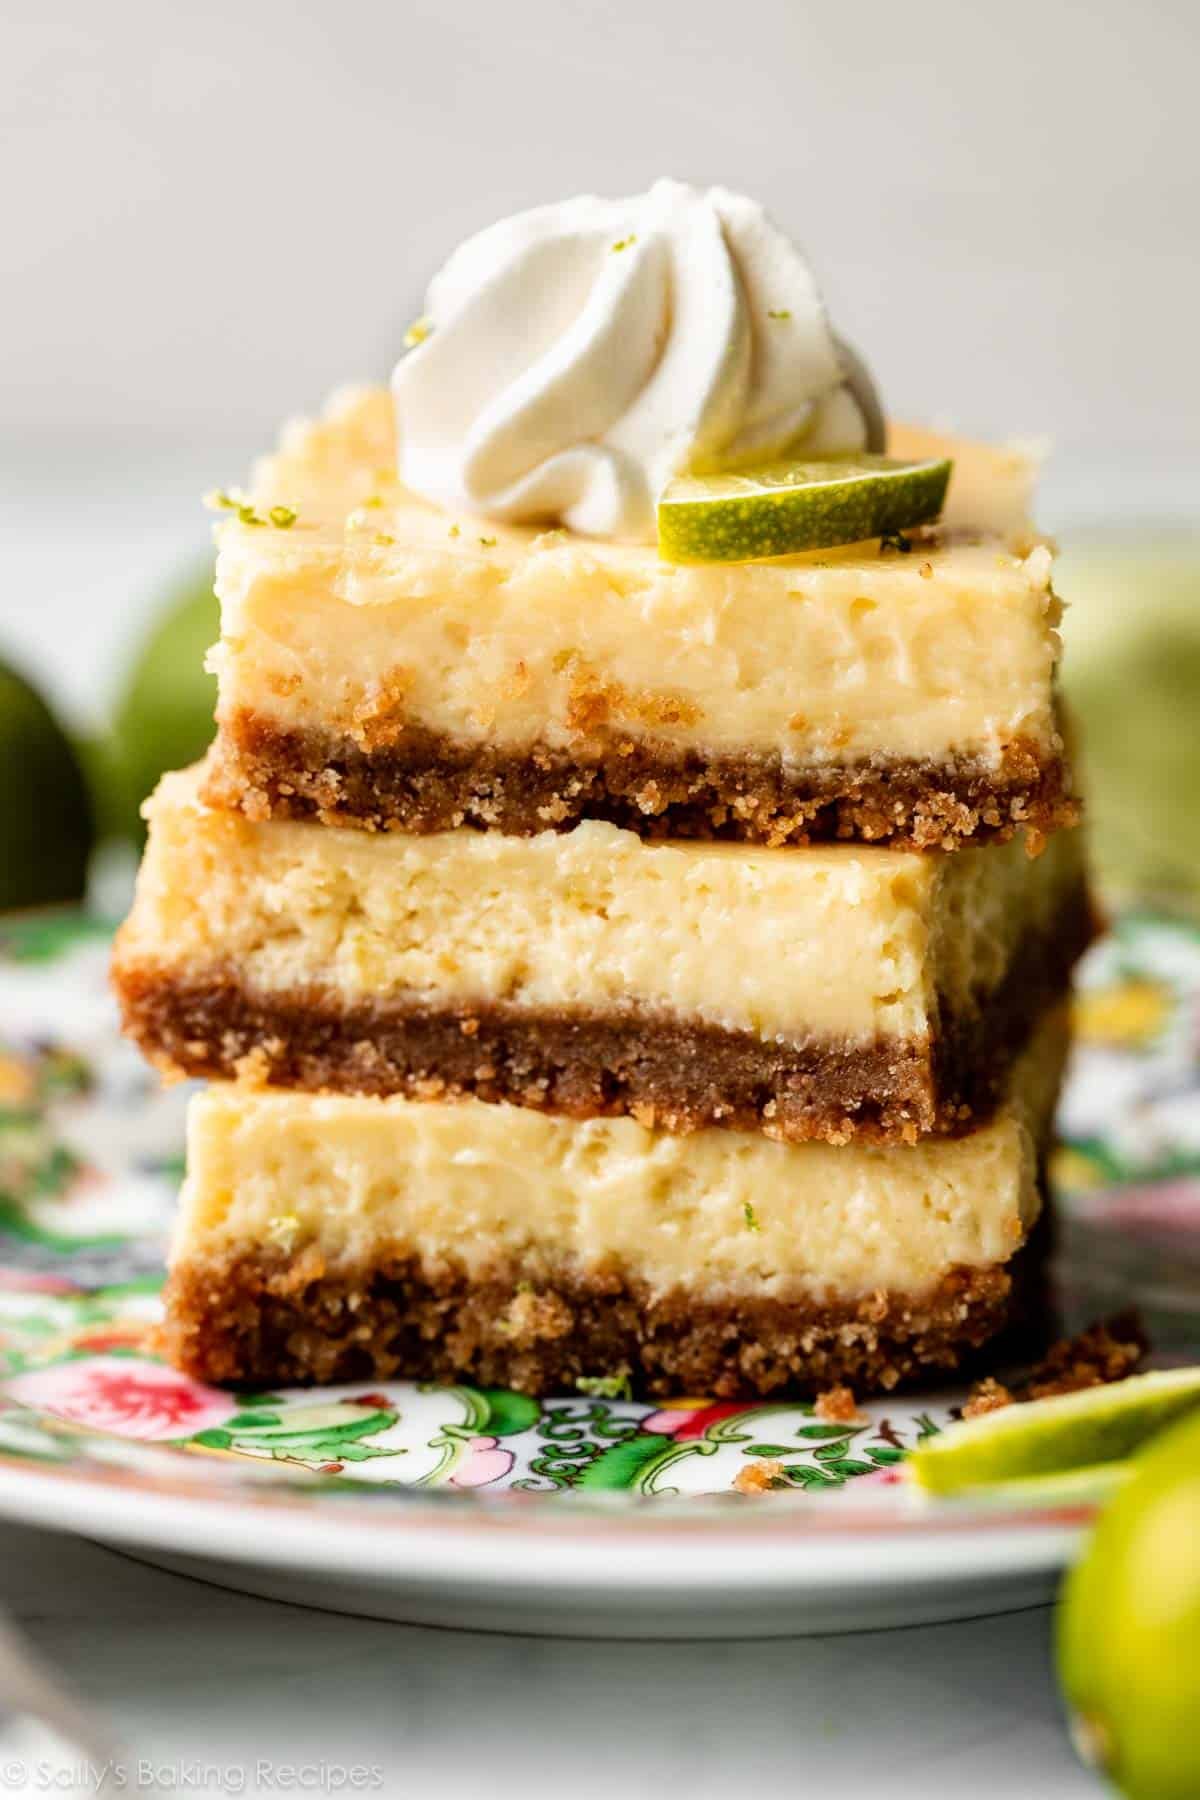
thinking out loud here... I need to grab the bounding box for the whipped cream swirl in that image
[392,179,883,543]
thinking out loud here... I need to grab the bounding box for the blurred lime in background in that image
[0,559,218,917]
[0,656,93,910]
[106,561,219,842]
[1060,533,1200,910]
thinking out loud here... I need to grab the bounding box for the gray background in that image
[5,0,1199,465]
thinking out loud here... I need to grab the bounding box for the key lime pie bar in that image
[204,391,1074,850]
[162,1011,1065,1394]
[122,178,1089,1398]
[115,763,1088,1144]
[203,180,1075,851]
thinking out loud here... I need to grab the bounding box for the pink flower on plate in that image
[0,1268,79,1296]
[641,1402,754,1440]
[4,1356,240,1440]
[1080,1176,1200,1231]
[852,1464,907,1488]
[449,1434,516,1489]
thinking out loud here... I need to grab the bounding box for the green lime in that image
[73,730,135,846]
[0,656,93,911]
[1058,1409,1200,1798]
[656,454,951,563]
[110,561,219,839]
[909,1368,1200,1496]
[1061,535,1200,906]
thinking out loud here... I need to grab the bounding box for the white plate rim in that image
[0,1451,1086,1599]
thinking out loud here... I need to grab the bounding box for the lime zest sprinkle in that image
[611,234,637,253]
[744,1202,762,1233]
[404,315,433,348]
[205,488,303,530]
[362,493,384,509]
[206,489,257,524]
[576,1372,633,1402]
[767,308,792,320]
[448,524,461,538]
[479,535,497,548]
[372,532,395,547]
[265,1213,301,1252]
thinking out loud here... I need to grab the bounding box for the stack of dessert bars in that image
[115,388,1088,1399]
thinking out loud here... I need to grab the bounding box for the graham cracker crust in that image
[205,710,1078,851]
[115,883,1090,1144]
[160,1235,1048,1399]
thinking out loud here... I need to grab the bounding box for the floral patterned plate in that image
[0,910,1195,1636]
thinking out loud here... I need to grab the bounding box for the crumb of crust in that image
[1021,1310,1148,1401]
[503,1287,574,1347]
[231,1043,279,1087]
[814,1384,868,1426]
[563,655,702,736]
[733,1459,786,1494]
[963,1312,1149,1418]
[962,1375,1014,1419]
[345,667,413,751]
[145,1052,188,1089]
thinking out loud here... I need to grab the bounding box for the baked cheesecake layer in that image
[161,1014,1065,1397]
[115,766,1089,1143]
[204,387,1075,849]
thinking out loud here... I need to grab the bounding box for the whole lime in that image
[0,656,93,911]
[1061,536,1200,906]
[110,562,219,838]
[1058,1407,1200,1798]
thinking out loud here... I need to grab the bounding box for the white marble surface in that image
[0,1519,1102,1798]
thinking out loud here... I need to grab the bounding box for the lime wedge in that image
[657,454,951,564]
[931,1462,1131,1511]
[908,1368,1200,1497]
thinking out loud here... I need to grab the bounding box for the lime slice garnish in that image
[908,1367,1200,1497]
[656,454,951,564]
